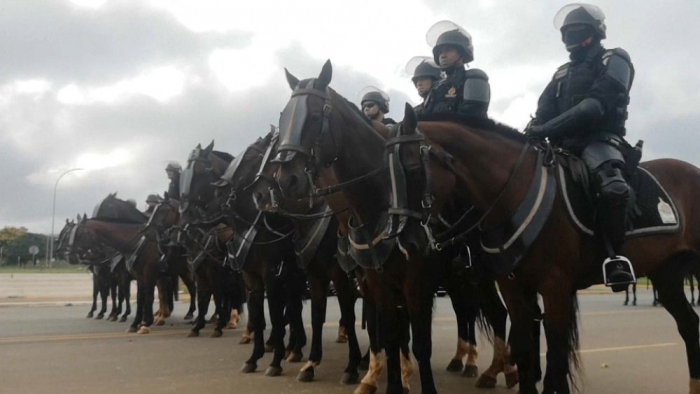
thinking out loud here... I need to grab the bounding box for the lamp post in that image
[47,168,83,268]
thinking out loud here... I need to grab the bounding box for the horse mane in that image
[417,113,526,143]
[212,150,234,163]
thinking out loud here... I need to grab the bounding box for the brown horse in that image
[274,61,515,394]
[393,104,700,394]
[248,132,363,385]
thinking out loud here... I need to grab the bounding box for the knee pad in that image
[596,165,629,206]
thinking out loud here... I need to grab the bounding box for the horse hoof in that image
[265,366,282,377]
[240,363,256,373]
[505,370,519,388]
[446,359,464,372]
[354,383,377,394]
[187,331,199,338]
[184,314,194,320]
[341,371,360,385]
[137,326,151,334]
[110,316,118,322]
[95,314,104,320]
[286,352,303,363]
[475,372,497,388]
[463,364,479,378]
[239,336,252,345]
[336,335,348,344]
[296,368,314,382]
[155,319,165,326]
[126,326,138,333]
[211,330,223,338]
[86,312,93,318]
[265,344,275,353]
[119,316,127,323]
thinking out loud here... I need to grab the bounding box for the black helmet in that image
[427,21,474,66]
[146,194,161,204]
[359,87,390,113]
[555,4,606,39]
[165,162,182,173]
[406,56,441,84]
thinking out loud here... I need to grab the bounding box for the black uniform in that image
[530,41,635,254]
[167,175,181,201]
[422,67,490,117]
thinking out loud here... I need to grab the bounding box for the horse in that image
[182,137,308,377]
[390,102,700,394]
[274,61,515,394]
[247,130,363,384]
[66,213,171,334]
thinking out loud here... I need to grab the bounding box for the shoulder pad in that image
[464,68,488,80]
[603,48,631,63]
[553,62,570,80]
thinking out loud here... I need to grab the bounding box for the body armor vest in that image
[424,67,467,114]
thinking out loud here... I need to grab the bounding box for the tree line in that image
[0,227,49,266]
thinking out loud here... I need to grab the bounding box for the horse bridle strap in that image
[311,165,386,197]
[434,141,532,250]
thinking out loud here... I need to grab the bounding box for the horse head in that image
[93,193,148,224]
[179,141,233,222]
[54,218,76,260]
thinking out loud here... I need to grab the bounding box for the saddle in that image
[556,152,680,239]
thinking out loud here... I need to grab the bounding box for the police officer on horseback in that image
[422,21,490,118]
[360,86,397,128]
[405,56,442,115]
[144,194,161,215]
[527,4,636,288]
[165,162,182,201]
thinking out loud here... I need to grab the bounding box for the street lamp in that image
[46,167,83,268]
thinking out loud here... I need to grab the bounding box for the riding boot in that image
[596,164,636,289]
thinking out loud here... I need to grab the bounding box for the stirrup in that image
[603,255,636,287]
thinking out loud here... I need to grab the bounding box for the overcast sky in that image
[1,0,699,234]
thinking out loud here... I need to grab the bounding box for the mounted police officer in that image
[165,162,182,201]
[144,194,161,215]
[359,86,397,128]
[422,21,490,118]
[405,56,442,115]
[526,4,636,288]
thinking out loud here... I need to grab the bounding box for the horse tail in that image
[566,295,582,391]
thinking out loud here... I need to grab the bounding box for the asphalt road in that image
[0,288,693,394]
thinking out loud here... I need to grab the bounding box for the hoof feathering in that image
[137,326,151,334]
[353,383,378,394]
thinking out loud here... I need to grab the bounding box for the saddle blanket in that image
[558,164,680,238]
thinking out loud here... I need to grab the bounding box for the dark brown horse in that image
[393,103,700,394]
[273,61,514,394]
[248,132,363,385]
[188,137,307,377]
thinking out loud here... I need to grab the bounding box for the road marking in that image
[0,330,191,344]
[540,342,678,356]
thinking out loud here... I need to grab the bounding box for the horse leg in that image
[540,277,578,394]
[633,283,637,306]
[154,278,170,326]
[651,259,700,394]
[624,285,630,306]
[286,270,306,363]
[108,277,119,321]
[499,280,539,394]
[87,273,98,318]
[128,280,145,333]
[297,271,328,382]
[241,276,266,373]
[355,298,384,394]
[690,275,696,307]
[445,280,469,373]
[137,263,157,334]
[382,306,405,394]
[120,275,132,322]
[333,266,361,385]
[212,268,231,338]
[406,285,437,394]
[96,274,108,320]
[181,270,197,320]
[189,270,211,337]
[263,273,286,377]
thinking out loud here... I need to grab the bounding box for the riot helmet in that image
[146,194,161,204]
[359,86,390,114]
[555,4,606,51]
[165,161,182,173]
[406,56,441,84]
[427,21,474,67]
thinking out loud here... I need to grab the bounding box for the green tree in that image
[0,227,47,266]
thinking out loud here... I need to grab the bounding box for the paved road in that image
[0,288,692,393]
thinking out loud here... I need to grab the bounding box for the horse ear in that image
[269,124,276,133]
[75,214,81,222]
[196,143,202,149]
[403,103,418,134]
[65,218,69,224]
[317,59,332,89]
[80,214,87,223]
[285,68,299,90]
[204,140,214,156]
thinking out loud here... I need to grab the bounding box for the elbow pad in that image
[463,69,490,105]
